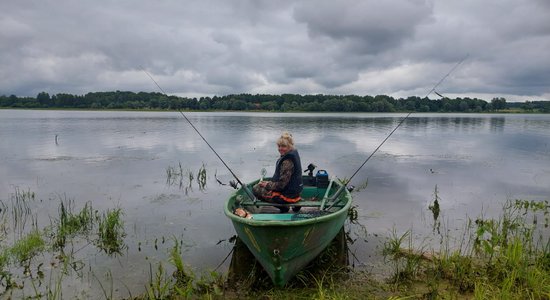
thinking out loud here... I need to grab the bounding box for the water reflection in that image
[1,110,549,297]
[490,116,505,132]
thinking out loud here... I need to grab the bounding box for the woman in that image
[253,132,303,213]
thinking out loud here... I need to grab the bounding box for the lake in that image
[1,110,549,297]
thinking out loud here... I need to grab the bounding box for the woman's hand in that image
[259,181,268,188]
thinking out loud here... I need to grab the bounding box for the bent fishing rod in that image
[141,68,257,202]
[324,55,468,210]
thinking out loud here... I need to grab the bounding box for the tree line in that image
[1,91,549,113]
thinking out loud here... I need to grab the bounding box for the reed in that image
[165,162,209,194]
[382,229,426,285]
[428,185,441,234]
[10,187,35,237]
[197,163,207,192]
[53,198,94,249]
[95,208,126,255]
[169,238,191,287]
[145,262,171,300]
[0,200,7,242]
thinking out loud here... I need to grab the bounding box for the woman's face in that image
[277,144,290,156]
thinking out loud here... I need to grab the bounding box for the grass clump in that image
[382,229,426,285]
[95,208,126,255]
[53,199,94,249]
[138,239,225,299]
[9,230,45,264]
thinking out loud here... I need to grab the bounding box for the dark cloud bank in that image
[1,0,549,101]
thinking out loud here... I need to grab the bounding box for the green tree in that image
[37,92,51,107]
[261,101,279,111]
[491,97,507,110]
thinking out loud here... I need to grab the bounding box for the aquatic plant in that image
[53,198,94,249]
[165,162,185,187]
[428,185,441,234]
[165,161,209,195]
[145,262,171,300]
[169,238,191,287]
[95,208,126,255]
[10,187,35,237]
[8,229,45,268]
[197,163,207,192]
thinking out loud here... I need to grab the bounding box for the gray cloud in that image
[294,0,434,54]
[1,0,549,101]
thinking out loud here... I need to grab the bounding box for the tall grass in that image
[382,229,425,284]
[95,208,126,255]
[138,238,227,299]
[10,187,35,237]
[53,198,94,249]
[383,198,550,299]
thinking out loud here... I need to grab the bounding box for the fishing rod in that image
[324,55,468,210]
[141,67,257,202]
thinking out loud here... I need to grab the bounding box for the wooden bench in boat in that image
[238,200,345,208]
[250,212,332,221]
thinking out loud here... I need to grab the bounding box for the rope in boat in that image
[141,67,256,201]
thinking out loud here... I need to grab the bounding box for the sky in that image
[1,0,549,102]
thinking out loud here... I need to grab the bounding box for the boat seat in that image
[250,213,296,221]
[250,212,331,221]
[239,200,344,208]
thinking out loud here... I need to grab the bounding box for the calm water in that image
[1,110,549,297]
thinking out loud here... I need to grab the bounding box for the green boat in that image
[224,172,352,287]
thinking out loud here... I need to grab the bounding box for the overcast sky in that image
[1,0,549,102]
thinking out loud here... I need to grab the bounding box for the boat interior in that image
[233,171,347,221]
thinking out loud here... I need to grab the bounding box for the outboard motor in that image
[303,163,317,186]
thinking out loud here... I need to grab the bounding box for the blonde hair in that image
[277,132,294,149]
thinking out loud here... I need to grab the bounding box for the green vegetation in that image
[53,199,94,249]
[379,199,550,299]
[1,184,548,299]
[96,208,126,255]
[2,91,550,113]
[9,187,35,237]
[166,162,208,194]
[8,230,45,264]
[0,188,128,297]
[128,198,549,299]
[139,239,224,299]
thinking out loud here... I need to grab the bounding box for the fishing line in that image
[325,55,468,209]
[140,67,256,201]
[424,54,469,99]
[355,56,468,183]
[348,56,468,184]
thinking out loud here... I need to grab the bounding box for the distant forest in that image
[1,91,549,113]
